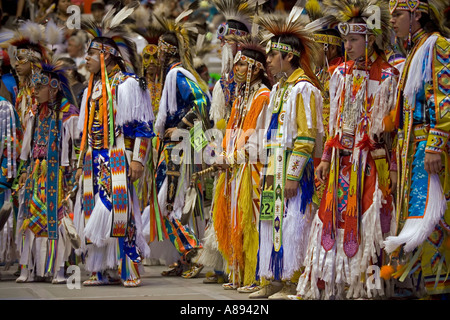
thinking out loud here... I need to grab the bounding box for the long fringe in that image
[213,172,232,261]
[116,76,155,127]
[258,219,273,280]
[84,195,112,248]
[240,165,259,286]
[384,174,447,254]
[269,245,283,281]
[282,188,313,281]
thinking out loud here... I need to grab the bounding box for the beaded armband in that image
[425,128,450,154]
[132,137,149,165]
[287,151,310,181]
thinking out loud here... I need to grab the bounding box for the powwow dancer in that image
[251,5,324,300]
[196,0,256,286]
[152,4,211,279]
[297,0,399,300]
[74,1,154,287]
[16,59,80,284]
[383,0,450,298]
[6,21,51,282]
[213,35,271,292]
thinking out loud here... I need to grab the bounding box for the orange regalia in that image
[213,39,271,289]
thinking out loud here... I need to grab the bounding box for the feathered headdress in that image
[305,0,341,48]
[256,0,321,87]
[5,20,48,65]
[30,58,78,108]
[152,1,210,94]
[324,0,392,52]
[81,0,141,75]
[212,0,260,40]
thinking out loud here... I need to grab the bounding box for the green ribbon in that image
[104,64,115,147]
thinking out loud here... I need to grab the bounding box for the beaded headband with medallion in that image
[88,39,119,56]
[217,22,249,40]
[31,69,60,89]
[389,0,429,14]
[337,22,370,36]
[234,50,265,70]
[265,39,301,57]
[15,48,42,64]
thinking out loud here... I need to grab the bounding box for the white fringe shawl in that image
[116,76,155,127]
[384,174,447,254]
[155,67,198,135]
[77,75,155,133]
[403,35,438,107]
[297,179,386,299]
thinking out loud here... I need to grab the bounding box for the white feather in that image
[45,20,64,46]
[175,9,194,24]
[288,0,306,25]
[109,1,139,29]
[18,21,44,44]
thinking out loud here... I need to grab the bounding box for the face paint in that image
[233,65,247,83]
[142,44,159,69]
[90,54,99,62]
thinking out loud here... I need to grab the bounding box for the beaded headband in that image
[15,48,42,63]
[31,70,60,89]
[88,40,119,56]
[313,33,342,46]
[233,50,265,70]
[158,38,178,56]
[217,22,249,40]
[266,39,301,57]
[338,22,370,36]
[389,0,429,14]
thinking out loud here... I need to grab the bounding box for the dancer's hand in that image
[424,152,442,175]
[18,173,27,188]
[315,161,330,184]
[129,160,144,182]
[75,167,83,183]
[284,179,299,199]
[389,170,397,193]
[164,127,177,139]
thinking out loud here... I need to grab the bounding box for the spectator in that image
[90,0,105,24]
[65,31,89,79]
